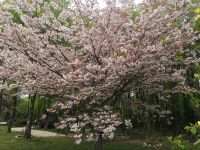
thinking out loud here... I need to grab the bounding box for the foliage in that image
[168,135,185,150]
[168,121,200,150]
[185,121,200,148]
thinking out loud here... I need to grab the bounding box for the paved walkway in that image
[0,122,7,125]
[12,127,65,137]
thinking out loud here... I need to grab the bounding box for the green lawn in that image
[0,126,188,150]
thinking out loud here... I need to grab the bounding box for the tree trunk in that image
[7,96,17,133]
[95,131,103,150]
[0,89,4,117]
[171,96,177,136]
[24,93,36,139]
[37,99,42,123]
[144,110,149,139]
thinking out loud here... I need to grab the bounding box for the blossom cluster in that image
[56,106,121,143]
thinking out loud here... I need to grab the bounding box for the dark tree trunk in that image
[171,97,177,136]
[7,96,17,133]
[144,110,150,139]
[95,131,103,150]
[37,99,42,123]
[24,93,36,139]
[0,89,4,117]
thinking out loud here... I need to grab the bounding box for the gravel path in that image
[12,127,65,137]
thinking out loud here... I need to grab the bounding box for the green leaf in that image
[191,127,197,135]
[131,10,140,22]
[184,126,191,131]
[194,139,200,145]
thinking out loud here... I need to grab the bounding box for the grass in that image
[0,126,193,150]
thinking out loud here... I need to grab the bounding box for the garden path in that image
[12,127,65,137]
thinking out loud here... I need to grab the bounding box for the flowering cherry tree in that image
[0,0,199,147]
